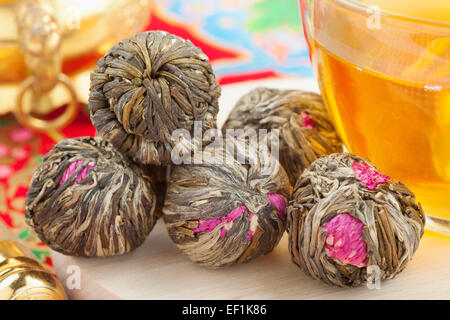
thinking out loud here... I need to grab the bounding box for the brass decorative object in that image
[0,240,66,300]
[0,0,151,132]
[14,0,77,131]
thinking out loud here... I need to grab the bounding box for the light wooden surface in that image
[66,221,450,300]
[60,78,450,300]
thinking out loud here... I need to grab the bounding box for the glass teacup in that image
[300,0,450,234]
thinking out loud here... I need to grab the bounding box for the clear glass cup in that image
[300,0,450,234]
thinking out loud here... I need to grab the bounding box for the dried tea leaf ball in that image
[89,30,221,165]
[223,87,342,185]
[141,165,169,217]
[163,141,292,267]
[287,153,425,287]
[25,137,158,257]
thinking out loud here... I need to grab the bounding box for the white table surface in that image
[55,78,450,300]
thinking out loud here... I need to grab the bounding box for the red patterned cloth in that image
[0,107,94,268]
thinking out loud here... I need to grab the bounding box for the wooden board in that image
[56,78,450,300]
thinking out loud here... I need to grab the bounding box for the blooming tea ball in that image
[89,30,221,165]
[223,87,342,186]
[163,143,292,267]
[287,153,425,287]
[142,165,169,217]
[25,137,158,257]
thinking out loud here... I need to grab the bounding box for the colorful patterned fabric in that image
[149,0,311,82]
[0,108,95,269]
[0,0,311,269]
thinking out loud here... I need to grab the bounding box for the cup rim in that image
[336,0,450,28]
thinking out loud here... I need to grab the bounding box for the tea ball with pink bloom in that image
[163,140,292,268]
[222,87,342,186]
[25,136,158,257]
[287,153,425,287]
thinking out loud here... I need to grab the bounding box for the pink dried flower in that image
[323,213,367,268]
[267,193,287,219]
[301,111,315,129]
[192,206,247,234]
[220,226,228,237]
[60,160,96,185]
[352,162,389,190]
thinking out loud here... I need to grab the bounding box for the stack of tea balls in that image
[25,30,425,288]
[26,30,221,257]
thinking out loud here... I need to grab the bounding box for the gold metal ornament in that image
[14,0,78,131]
[0,240,67,300]
[0,0,151,133]
[15,73,78,131]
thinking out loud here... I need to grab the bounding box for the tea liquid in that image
[314,0,450,223]
[358,0,450,23]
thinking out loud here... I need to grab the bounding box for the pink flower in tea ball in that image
[352,162,389,191]
[301,111,315,129]
[323,213,367,268]
[60,160,96,185]
[267,193,287,220]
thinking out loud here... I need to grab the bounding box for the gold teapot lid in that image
[0,240,67,300]
[0,240,26,261]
